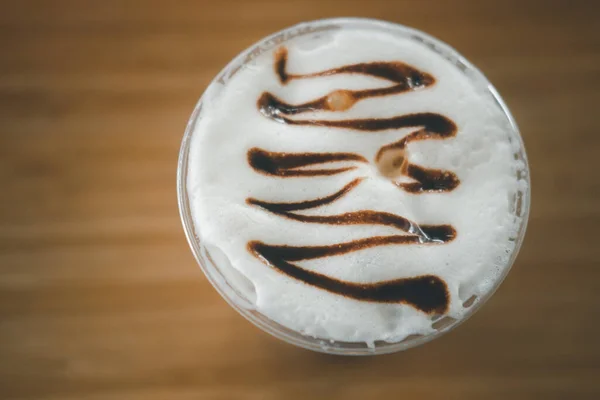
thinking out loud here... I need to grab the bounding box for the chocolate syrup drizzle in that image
[247,178,456,243]
[248,148,367,177]
[248,241,449,314]
[245,46,461,314]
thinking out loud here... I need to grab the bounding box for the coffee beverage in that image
[182,19,529,349]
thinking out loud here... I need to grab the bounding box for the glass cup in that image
[177,18,530,355]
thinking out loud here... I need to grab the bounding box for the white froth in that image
[187,27,527,344]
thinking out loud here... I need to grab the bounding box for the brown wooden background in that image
[1,0,599,399]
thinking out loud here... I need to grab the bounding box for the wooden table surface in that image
[1,1,599,399]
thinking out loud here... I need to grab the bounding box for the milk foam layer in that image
[187,25,528,345]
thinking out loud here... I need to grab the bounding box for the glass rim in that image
[177,17,531,355]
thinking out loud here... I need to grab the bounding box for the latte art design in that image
[246,47,461,314]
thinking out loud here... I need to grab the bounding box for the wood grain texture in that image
[0,0,599,399]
